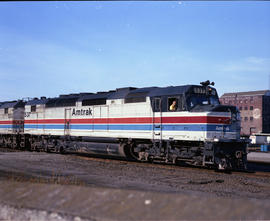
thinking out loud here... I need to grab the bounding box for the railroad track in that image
[76,154,270,178]
[1,146,270,180]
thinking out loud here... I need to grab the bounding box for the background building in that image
[220,90,270,136]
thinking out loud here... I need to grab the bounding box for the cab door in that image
[152,98,162,141]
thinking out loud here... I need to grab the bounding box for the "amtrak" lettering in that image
[72,108,92,116]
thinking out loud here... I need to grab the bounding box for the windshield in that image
[187,95,220,110]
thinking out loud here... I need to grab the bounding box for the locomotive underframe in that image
[128,139,247,170]
[0,133,247,170]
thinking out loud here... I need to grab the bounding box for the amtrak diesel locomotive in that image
[0,81,248,170]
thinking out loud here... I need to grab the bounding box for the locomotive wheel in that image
[59,146,65,154]
[123,143,139,161]
[45,145,50,153]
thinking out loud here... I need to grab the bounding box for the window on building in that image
[239,106,242,110]
[244,106,248,110]
[250,117,253,121]
[250,106,253,110]
[31,105,36,112]
[250,127,256,134]
[244,117,248,121]
[4,108,8,114]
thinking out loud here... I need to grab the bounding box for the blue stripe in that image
[25,124,65,129]
[0,125,13,129]
[0,125,22,129]
[71,125,92,130]
[24,124,236,132]
[108,124,153,131]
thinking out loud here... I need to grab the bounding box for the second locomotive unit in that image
[0,81,247,170]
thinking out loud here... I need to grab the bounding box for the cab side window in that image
[168,97,178,111]
[168,96,183,111]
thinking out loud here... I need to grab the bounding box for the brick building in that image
[220,90,270,136]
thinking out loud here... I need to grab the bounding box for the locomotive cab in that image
[148,81,247,170]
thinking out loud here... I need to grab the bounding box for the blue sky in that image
[0,1,270,101]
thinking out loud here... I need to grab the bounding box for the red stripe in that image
[24,119,65,124]
[161,116,230,124]
[24,116,231,125]
[0,121,12,124]
[0,120,24,124]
